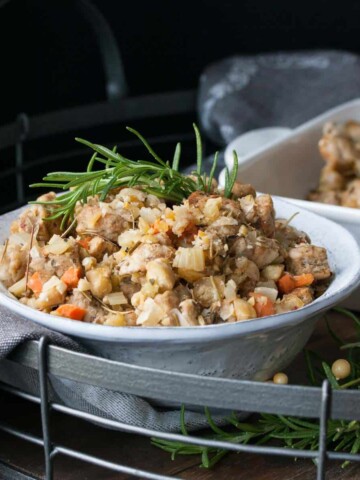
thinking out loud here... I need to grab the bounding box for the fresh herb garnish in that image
[30,124,239,229]
[152,309,360,469]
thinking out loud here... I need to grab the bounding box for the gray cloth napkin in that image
[0,306,230,432]
[198,50,360,146]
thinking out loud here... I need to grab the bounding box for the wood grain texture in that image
[0,311,360,480]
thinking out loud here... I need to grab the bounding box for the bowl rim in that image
[1,196,359,343]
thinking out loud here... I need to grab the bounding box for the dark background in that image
[2,0,360,124]
[1,0,360,212]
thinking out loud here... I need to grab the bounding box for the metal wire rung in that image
[1,336,360,480]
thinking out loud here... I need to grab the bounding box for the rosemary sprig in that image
[29,124,238,229]
[152,308,360,469]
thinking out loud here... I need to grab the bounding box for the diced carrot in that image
[293,273,315,288]
[27,272,45,295]
[55,304,86,321]
[277,273,296,294]
[152,219,169,234]
[61,267,82,289]
[250,292,276,317]
[78,236,92,250]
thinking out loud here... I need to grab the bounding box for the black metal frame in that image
[5,89,197,214]
[1,338,360,480]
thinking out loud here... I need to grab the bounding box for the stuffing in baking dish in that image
[0,127,332,326]
[308,120,360,207]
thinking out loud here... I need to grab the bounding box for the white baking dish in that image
[220,98,360,309]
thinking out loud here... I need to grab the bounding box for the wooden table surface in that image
[0,311,360,480]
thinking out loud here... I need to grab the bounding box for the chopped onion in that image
[136,298,164,326]
[8,277,27,297]
[219,301,235,321]
[224,279,237,301]
[103,292,128,305]
[261,264,284,281]
[117,229,142,248]
[254,286,278,303]
[42,276,67,294]
[139,207,161,225]
[82,257,97,270]
[239,195,256,216]
[77,278,91,292]
[233,298,257,321]
[171,308,193,327]
[276,294,304,314]
[203,197,222,222]
[45,236,70,255]
[117,188,146,203]
[37,277,66,308]
[173,246,205,272]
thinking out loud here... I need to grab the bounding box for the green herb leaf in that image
[322,361,340,389]
[180,404,189,436]
[172,143,181,171]
[224,151,238,198]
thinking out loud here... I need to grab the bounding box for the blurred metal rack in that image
[3,88,198,213]
[1,337,360,480]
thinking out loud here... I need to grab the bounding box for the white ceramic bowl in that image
[220,98,360,309]
[1,199,359,385]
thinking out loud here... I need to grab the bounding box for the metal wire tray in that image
[1,337,360,480]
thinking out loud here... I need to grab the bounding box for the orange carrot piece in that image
[61,267,82,289]
[152,219,169,234]
[277,273,296,294]
[293,273,315,288]
[78,236,92,250]
[250,293,276,317]
[55,304,86,321]
[27,272,44,295]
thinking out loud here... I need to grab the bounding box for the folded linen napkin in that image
[198,50,360,146]
[0,305,229,432]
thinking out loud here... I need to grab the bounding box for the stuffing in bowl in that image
[0,126,332,328]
